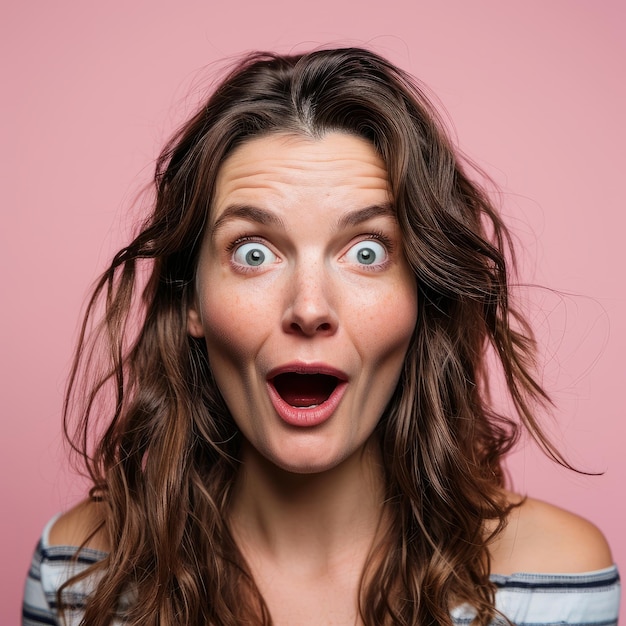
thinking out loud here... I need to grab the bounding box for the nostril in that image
[289,320,333,335]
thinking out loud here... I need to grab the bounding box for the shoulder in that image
[47,498,109,552]
[23,502,108,621]
[489,493,614,575]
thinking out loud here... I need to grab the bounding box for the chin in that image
[252,435,370,477]
[271,456,344,476]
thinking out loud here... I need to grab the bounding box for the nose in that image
[281,261,338,337]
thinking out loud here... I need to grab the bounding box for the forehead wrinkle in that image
[220,161,387,188]
[219,141,388,185]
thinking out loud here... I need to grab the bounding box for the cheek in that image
[355,281,417,363]
[198,284,272,368]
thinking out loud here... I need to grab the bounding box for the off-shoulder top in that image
[23,515,621,625]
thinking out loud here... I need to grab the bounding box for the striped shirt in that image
[23,516,621,625]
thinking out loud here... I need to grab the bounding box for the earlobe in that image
[187,303,205,338]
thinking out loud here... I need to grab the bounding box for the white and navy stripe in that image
[23,516,621,625]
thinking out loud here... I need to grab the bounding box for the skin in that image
[49,133,614,625]
[188,132,420,623]
[187,132,418,475]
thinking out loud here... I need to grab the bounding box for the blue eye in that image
[344,239,387,266]
[233,242,277,267]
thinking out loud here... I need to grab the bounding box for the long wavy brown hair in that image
[60,47,563,625]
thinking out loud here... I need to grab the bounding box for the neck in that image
[229,437,386,573]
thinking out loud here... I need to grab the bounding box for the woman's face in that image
[188,132,417,474]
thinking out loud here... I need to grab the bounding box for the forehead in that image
[211,132,390,218]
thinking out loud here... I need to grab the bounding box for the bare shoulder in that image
[48,499,109,551]
[489,493,614,575]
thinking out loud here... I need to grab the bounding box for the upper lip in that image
[266,362,349,381]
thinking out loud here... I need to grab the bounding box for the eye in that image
[232,241,278,267]
[344,239,388,267]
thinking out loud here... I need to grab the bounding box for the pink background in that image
[2,1,624,621]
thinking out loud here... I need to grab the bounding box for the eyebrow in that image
[336,203,397,229]
[209,201,397,238]
[210,204,286,238]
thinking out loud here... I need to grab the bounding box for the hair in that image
[60,47,563,625]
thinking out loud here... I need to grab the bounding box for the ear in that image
[187,299,205,338]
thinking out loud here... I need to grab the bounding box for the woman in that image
[23,47,620,625]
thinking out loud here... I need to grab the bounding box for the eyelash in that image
[362,230,394,253]
[348,231,394,271]
[225,235,265,253]
[224,235,276,274]
[224,231,395,267]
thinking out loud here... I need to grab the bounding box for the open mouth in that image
[271,372,340,408]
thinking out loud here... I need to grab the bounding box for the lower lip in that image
[267,380,348,427]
